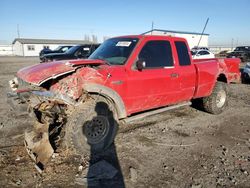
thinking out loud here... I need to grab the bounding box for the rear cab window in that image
[138,40,174,68]
[175,41,191,66]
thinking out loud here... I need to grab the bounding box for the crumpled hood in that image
[17,59,105,86]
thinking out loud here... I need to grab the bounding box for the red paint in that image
[66,59,105,66]
[223,58,241,83]
[16,35,241,116]
[50,67,105,100]
[17,61,76,85]
[193,58,241,83]
[17,59,105,85]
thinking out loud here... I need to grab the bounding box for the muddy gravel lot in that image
[0,56,250,187]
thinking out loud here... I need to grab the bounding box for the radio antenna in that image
[17,24,20,38]
[151,21,154,35]
[197,18,209,48]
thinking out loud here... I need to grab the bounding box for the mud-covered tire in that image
[64,96,118,156]
[202,82,228,114]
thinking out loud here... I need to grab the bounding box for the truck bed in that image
[193,58,241,83]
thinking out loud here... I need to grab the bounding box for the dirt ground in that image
[0,56,250,188]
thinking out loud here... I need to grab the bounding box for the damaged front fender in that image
[9,61,111,172]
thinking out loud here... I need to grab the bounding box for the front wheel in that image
[202,82,228,114]
[64,96,118,156]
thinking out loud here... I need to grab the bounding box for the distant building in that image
[12,38,92,56]
[142,29,209,49]
[0,45,13,56]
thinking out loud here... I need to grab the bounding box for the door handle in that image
[170,73,179,78]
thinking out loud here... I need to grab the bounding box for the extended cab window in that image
[175,41,191,66]
[139,41,173,68]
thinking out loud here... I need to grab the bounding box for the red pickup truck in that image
[8,35,240,170]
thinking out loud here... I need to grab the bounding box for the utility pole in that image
[17,24,20,38]
[231,38,234,51]
[197,18,209,47]
[151,21,154,35]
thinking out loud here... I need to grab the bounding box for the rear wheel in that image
[64,96,118,156]
[202,82,228,114]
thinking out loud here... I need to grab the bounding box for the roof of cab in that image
[112,35,187,41]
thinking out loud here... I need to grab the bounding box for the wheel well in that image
[83,83,127,119]
[88,92,123,119]
[217,74,227,83]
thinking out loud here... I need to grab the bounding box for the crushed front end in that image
[7,59,107,172]
[8,77,70,171]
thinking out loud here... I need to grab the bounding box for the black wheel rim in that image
[84,115,109,144]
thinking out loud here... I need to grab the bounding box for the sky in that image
[0,0,249,46]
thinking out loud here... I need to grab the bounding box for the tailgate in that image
[219,58,241,83]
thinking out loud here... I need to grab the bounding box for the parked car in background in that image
[40,44,100,63]
[227,46,250,62]
[242,63,250,83]
[191,46,209,51]
[192,49,215,59]
[39,46,73,60]
[216,50,230,58]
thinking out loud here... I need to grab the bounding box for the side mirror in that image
[136,59,146,71]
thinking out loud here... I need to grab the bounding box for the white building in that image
[12,38,91,56]
[142,29,209,49]
[0,45,13,56]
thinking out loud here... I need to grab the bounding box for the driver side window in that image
[139,40,173,68]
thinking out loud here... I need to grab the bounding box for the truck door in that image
[125,39,181,114]
[173,41,196,101]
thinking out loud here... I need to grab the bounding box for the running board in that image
[123,102,191,123]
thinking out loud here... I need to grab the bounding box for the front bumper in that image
[7,89,75,108]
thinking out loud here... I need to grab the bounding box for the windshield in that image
[89,38,139,65]
[65,45,80,54]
